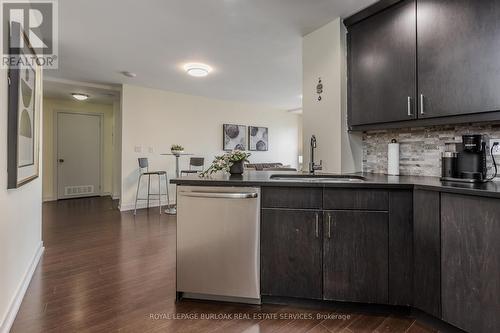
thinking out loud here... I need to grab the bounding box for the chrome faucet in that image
[309,135,322,174]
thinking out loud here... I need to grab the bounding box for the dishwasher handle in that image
[178,191,258,199]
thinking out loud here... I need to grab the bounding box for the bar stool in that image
[134,158,170,215]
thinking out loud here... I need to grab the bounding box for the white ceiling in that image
[45,0,377,110]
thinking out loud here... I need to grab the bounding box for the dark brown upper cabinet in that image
[417,0,500,118]
[347,0,500,129]
[348,0,416,126]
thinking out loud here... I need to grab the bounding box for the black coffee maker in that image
[441,134,495,183]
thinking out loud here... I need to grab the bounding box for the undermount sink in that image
[269,174,366,182]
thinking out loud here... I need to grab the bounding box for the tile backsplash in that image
[362,122,500,177]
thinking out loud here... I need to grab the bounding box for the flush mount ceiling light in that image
[183,63,213,77]
[121,71,137,78]
[71,93,89,101]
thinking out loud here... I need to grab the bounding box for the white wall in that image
[120,84,300,211]
[42,98,116,201]
[302,18,362,173]
[0,68,44,333]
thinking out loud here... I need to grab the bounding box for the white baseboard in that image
[119,200,175,212]
[42,196,56,202]
[0,242,44,333]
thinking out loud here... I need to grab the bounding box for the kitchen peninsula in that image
[173,171,500,333]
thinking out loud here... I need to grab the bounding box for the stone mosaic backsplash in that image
[362,122,500,177]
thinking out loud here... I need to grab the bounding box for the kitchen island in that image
[172,172,500,333]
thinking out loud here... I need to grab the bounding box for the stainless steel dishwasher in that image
[176,186,261,304]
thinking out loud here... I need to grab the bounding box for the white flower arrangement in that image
[200,150,251,177]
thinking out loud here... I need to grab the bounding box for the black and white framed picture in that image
[223,124,246,151]
[7,23,40,189]
[248,126,268,151]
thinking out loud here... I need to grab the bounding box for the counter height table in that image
[161,152,194,214]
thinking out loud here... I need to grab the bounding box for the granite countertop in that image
[171,171,500,199]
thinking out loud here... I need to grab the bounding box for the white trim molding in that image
[42,196,57,202]
[0,242,44,333]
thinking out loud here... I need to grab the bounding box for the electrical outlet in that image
[490,139,500,155]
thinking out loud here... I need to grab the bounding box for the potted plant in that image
[201,150,251,176]
[171,144,184,155]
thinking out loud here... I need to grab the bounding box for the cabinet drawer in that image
[261,187,322,209]
[323,189,388,210]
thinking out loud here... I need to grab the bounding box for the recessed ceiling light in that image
[121,71,137,78]
[71,93,89,101]
[183,63,213,77]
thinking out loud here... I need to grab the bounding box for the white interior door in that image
[57,112,102,199]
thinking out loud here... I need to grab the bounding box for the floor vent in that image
[64,185,94,196]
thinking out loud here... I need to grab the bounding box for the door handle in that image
[178,191,258,199]
[420,94,425,115]
[327,213,332,239]
[407,96,412,117]
[315,213,319,238]
[58,159,64,163]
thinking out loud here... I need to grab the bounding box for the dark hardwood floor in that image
[11,197,438,333]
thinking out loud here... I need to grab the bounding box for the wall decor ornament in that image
[316,77,323,101]
[223,124,246,151]
[7,22,41,188]
[248,126,268,151]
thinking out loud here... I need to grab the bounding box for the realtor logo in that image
[1,0,58,68]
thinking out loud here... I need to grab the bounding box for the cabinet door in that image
[417,0,500,118]
[441,194,500,333]
[348,0,416,126]
[388,191,413,306]
[261,209,322,299]
[323,211,389,303]
[413,190,441,317]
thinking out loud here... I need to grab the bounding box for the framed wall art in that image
[223,124,246,151]
[248,126,268,151]
[7,22,40,189]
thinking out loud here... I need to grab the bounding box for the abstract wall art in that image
[223,124,246,151]
[7,22,40,188]
[248,126,268,151]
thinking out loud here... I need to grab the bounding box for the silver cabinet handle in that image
[179,192,258,199]
[327,213,332,239]
[315,213,319,238]
[407,96,412,117]
[420,94,425,115]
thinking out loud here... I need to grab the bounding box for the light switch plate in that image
[490,139,500,155]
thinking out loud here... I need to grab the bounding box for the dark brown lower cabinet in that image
[388,191,413,306]
[441,193,500,333]
[413,190,441,318]
[260,187,500,332]
[261,209,322,299]
[323,210,389,303]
